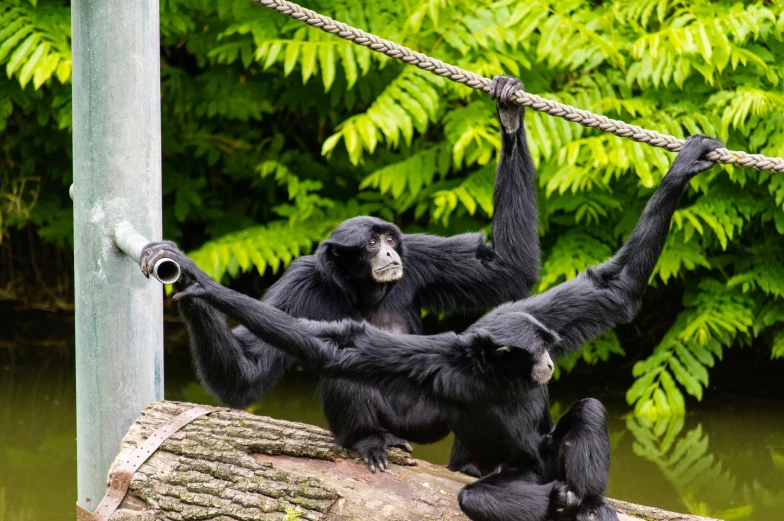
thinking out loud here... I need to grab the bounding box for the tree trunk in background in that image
[108,401,721,521]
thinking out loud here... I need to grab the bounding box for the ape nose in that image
[547,361,554,371]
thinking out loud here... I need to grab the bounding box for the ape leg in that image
[322,378,447,472]
[448,438,483,478]
[322,379,399,472]
[547,398,618,521]
[457,469,553,521]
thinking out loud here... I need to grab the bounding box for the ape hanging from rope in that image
[255,0,784,174]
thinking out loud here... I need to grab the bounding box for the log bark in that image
[106,401,721,521]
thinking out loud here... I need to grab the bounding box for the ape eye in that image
[386,237,395,245]
[369,239,378,248]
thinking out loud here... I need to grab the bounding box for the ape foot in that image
[383,433,414,454]
[575,497,619,521]
[550,481,581,521]
[353,433,413,473]
[447,460,483,478]
[490,75,525,133]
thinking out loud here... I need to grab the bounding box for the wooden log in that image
[106,401,722,521]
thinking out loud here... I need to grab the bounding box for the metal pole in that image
[72,0,163,513]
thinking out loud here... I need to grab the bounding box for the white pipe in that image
[112,222,181,285]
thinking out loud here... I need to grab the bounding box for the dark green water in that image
[2,338,784,521]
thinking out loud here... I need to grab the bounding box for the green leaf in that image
[17,41,46,87]
[6,33,38,76]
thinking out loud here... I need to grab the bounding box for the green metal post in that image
[72,0,163,512]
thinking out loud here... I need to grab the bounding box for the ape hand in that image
[490,75,525,133]
[670,134,724,178]
[142,240,217,290]
[140,241,183,281]
[172,282,209,302]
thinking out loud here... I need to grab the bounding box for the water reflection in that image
[0,350,76,521]
[619,413,784,521]
[2,348,783,521]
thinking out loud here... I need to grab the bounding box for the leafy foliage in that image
[2,0,784,415]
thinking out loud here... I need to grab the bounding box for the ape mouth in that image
[374,262,401,274]
[373,262,403,282]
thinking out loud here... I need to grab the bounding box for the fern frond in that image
[652,234,711,284]
[0,3,71,89]
[628,280,754,418]
[431,163,495,225]
[728,245,784,299]
[442,100,499,169]
[359,144,450,208]
[189,219,329,281]
[322,68,443,165]
[536,231,614,292]
[553,331,624,379]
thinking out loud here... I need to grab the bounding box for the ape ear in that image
[319,240,350,260]
[519,313,560,347]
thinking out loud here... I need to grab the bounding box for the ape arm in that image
[176,297,294,408]
[175,275,507,404]
[406,78,540,312]
[162,250,300,408]
[506,135,722,359]
[139,243,328,408]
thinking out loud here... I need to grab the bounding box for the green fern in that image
[536,231,613,292]
[322,68,444,165]
[189,219,328,281]
[0,2,71,89]
[628,280,754,417]
[553,331,625,379]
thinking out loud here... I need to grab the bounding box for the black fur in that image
[170,134,723,521]
[141,76,542,472]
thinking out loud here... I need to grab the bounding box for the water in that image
[2,335,784,521]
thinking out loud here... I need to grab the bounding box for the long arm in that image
[175,297,293,408]
[507,135,722,359]
[174,272,507,404]
[407,76,540,312]
[140,243,299,408]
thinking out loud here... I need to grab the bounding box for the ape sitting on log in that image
[165,134,723,521]
[141,75,540,473]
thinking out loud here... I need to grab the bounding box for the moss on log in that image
[106,401,721,521]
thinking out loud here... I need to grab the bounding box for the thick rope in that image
[255,0,784,174]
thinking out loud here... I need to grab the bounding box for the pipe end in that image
[153,258,181,285]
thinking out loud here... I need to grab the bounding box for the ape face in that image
[322,217,404,285]
[496,345,554,385]
[367,233,403,282]
[529,349,555,384]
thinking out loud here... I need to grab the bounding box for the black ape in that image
[141,76,541,471]
[168,135,723,521]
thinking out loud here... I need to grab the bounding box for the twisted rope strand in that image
[255,0,784,174]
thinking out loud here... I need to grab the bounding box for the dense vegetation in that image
[1,0,783,418]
